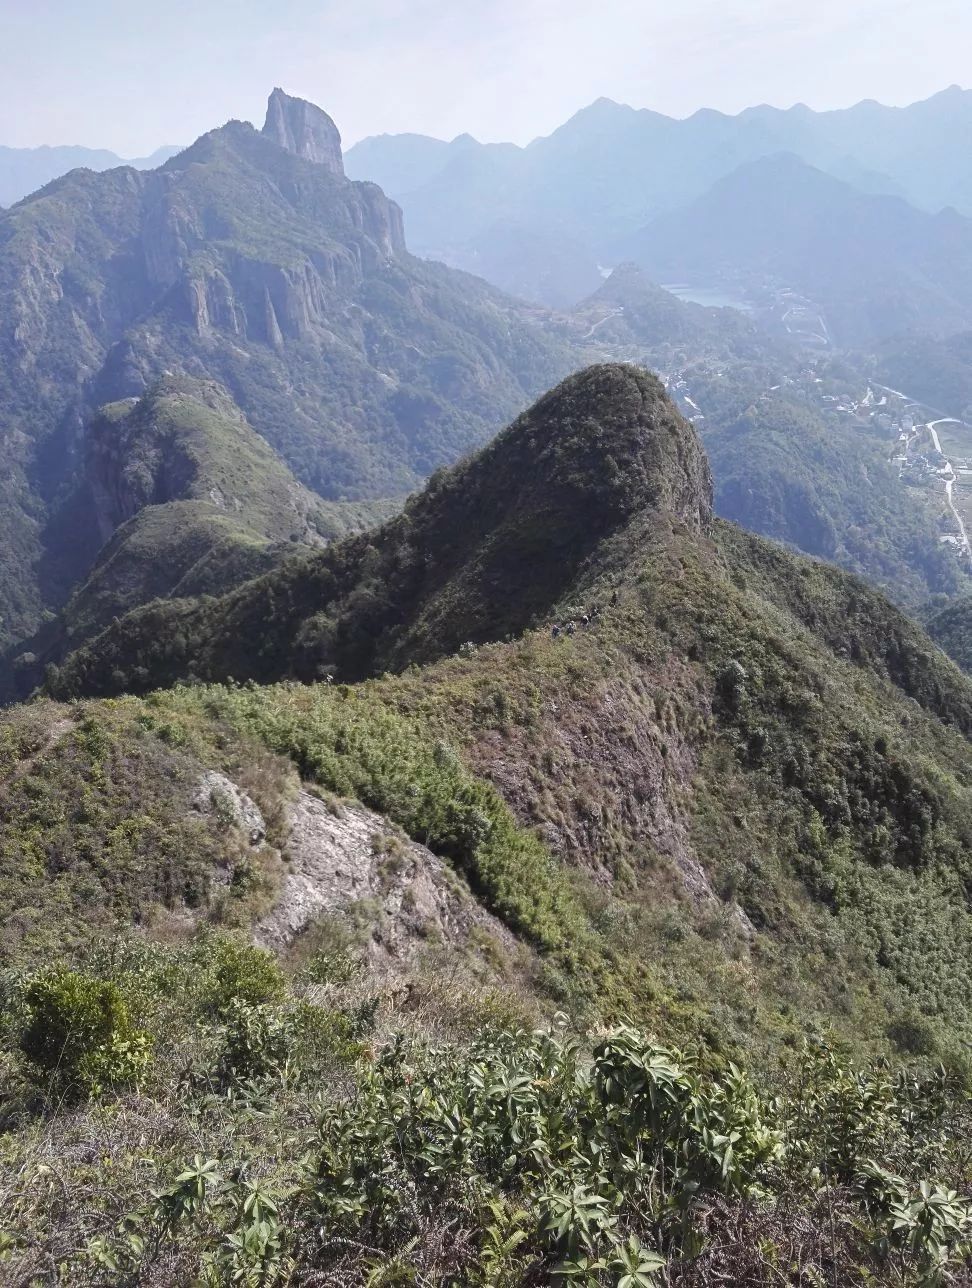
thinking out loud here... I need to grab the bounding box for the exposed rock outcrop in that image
[263,88,344,176]
[194,770,266,847]
[0,87,566,661]
[256,791,516,964]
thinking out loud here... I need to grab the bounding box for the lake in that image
[661,283,754,313]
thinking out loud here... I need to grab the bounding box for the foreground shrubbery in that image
[1,936,971,1285]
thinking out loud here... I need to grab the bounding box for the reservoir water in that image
[661,283,754,313]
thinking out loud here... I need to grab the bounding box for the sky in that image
[1,0,970,155]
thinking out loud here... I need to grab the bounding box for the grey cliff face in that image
[262,87,344,176]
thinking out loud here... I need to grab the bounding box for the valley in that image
[1,91,969,683]
[565,286,972,602]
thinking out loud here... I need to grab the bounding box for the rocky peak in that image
[262,88,344,176]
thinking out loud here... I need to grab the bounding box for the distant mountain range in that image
[1,86,969,695]
[346,86,972,314]
[0,143,181,207]
[10,87,972,326]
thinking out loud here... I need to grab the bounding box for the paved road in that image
[581,308,623,340]
[927,419,972,565]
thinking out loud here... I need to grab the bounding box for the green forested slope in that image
[5,366,972,1281]
[37,367,972,1067]
[705,391,964,606]
[2,376,395,698]
[0,93,575,650]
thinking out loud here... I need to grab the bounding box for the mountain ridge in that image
[0,142,181,208]
[45,364,713,696]
[345,85,972,309]
[0,374,396,699]
[20,362,972,1071]
[8,361,972,1279]
[347,84,972,216]
[9,73,972,1286]
[0,89,577,653]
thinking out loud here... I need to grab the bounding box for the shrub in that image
[20,967,151,1095]
[201,934,286,1017]
[215,999,295,1083]
[6,939,972,1287]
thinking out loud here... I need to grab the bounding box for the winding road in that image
[581,308,623,340]
[926,419,972,565]
[872,381,972,568]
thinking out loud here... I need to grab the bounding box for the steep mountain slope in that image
[47,365,711,695]
[927,595,972,673]
[878,330,972,420]
[4,92,964,672]
[1,375,392,698]
[0,143,180,207]
[9,363,972,1279]
[19,365,972,1069]
[0,89,575,652]
[621,154,972,346]
[702,388,965,606]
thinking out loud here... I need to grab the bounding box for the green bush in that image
[20,967,151,1095]
[201,935,286,1017]
[179,685,598,972]
[215,997,364,1083]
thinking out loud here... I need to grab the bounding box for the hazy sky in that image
[1,0,970,155]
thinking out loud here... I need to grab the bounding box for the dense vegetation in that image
[0,376,395,700]
[1,85,967,677]
[4,936,972,1285]
[928,595,972,673]
[5,76,972,1283]
[878,332,972,420]
[44,365,711,696]
[704,389,965,606]
[574,262,776,363]
[33,367,972,1071]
